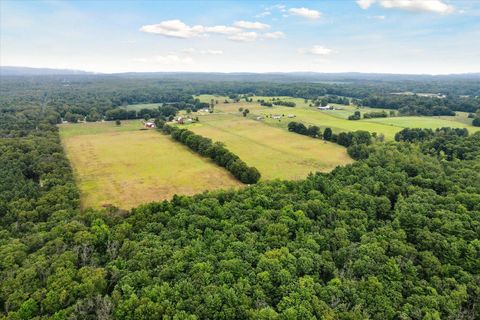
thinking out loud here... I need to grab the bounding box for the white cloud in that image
[300,45,333,55]
[140,19,282,42]
[356,0,375,9]
[288,7,322,19]
[228,32,258,42]
[204,25,241,35]
[357,0,455,14]
[255,10,271,18]
[234,20,270,30]
[263,31,285,39]
[373,15,386,20]
[139,20,205,38]
[274,4,287,12]
[181,48,223,55]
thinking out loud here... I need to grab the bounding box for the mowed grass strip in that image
[59,121,241,209]
[189,114,354,180]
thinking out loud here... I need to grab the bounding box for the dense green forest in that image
[1,77,480,319]
[359,94,480,115]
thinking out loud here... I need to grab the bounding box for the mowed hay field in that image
[196,95,479,140]
[363,115,480,132]
[189,114,354,180]
[59,121,241,209]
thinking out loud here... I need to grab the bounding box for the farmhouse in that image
[177,117,185,124]
[287,114,296,118]
[272,115,282,119]
[317,105,334,110]
[144,122,155,128]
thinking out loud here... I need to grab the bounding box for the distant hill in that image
[1,66,479,82]
[0,66,95,76]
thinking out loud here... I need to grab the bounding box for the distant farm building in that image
[272,115,282,119]
[144,121,156,128]
[317,105,334,110]
[177,117,185,124]
[287,114,296,118]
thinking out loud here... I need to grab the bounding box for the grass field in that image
[188,114,354,180]
[195,95,479,140]
[121,103,160,112]
[363,116,480,131]
[59,120,241,209]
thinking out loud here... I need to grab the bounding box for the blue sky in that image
[1,0,479,74]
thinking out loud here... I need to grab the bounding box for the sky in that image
[1,0,479,74]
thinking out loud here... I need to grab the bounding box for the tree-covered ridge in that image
[1,101,479,318]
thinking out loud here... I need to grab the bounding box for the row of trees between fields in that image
[259,99,296,107]
[287,121,373,160]
[348,110,392,120]
[160,123,261,184]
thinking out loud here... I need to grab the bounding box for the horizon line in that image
[1,65,480,77]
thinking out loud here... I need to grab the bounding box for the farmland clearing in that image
[187,114,354,180]
[59,120,241,209]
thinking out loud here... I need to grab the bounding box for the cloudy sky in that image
[1,0,479,74]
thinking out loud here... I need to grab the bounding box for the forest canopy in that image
[0,77,479,319]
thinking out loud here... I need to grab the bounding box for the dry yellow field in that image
[60,121,241,209]
[189,114,354,180]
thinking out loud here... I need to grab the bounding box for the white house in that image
[317,105,334,110]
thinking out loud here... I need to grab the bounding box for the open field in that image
[195,94,479,140]
[188,114,354,180]
[59,120,241,209]
[121,103,160,111]
[256,106,402,140]
[363,116,480,131]
[195,95,265,113]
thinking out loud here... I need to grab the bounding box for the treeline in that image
[161,123,261,184]
[348,110,390,121]
[363,110,388,118]
[287,120,373,160]
[360,94,480,115]
[312,95,350,106]
[395,127,468,142]
[287,121,321,138]
[272,100,296,107]
[258,99,296,107]
[395,127,480,160]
